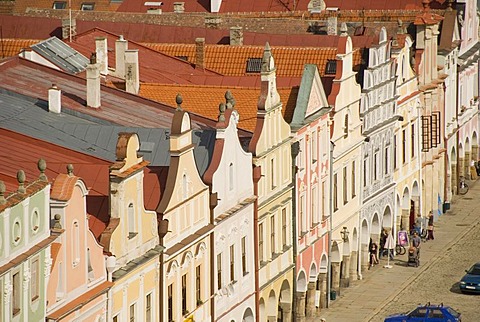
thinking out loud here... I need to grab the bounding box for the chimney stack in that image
[62,18,76,40]
[95,37,108,75]
[125,49,139,95]
[195,38,205,70]
[173,2,185,13]
[86,53,101,108]
[230,27,243,46]
[48,84,61,113]
[115,35,128,78]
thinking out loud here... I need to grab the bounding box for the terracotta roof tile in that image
[143,44,362,78]
[13,0,120,14]
[0,39,39,58]
[139,83,299,132]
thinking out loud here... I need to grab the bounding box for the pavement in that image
[308,179,480,322]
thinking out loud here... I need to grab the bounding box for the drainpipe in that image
[326,141,335,308]
[252,165,262,322]
[291,141,300,321]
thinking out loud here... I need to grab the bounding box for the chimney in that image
[173,2,185,13]
[86,53,101,108]
[125,49,139,95]
[115,35,128,78]
[62,18,76,40]
[95,37,108,75]
[195,38,205,70]
[327,16,337,35]
[230,26,243,46]
[48,84,61,113]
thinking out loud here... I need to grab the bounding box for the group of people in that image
[368,211,436,268]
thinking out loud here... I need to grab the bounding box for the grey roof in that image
[31,37,89,74]
[0,89,215,174]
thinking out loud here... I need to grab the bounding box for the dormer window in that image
[128,203,137,239]
[325,60,336,75]
[53,1,67,9]
[81,3,94,10]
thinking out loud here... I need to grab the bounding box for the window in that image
[393,135,397,169]
[311,131,317,162]
[246,58,262,73]
[196,265,201,306]
[241,237,247,275]
[13,221,21,244]
[87,248,94,281]
[311,186,317,226]
[146,294,152,322]
[428,309,444,318]
[73,221,80,266]
[167,284,173,322]
[229,245,235,282]
[259,223,264,262]
[325,60,337,74]
[182,174,188,199]
[229,163,234,191]
[182,274,187,315]
[281,208,287,248]
[411,124,415,158]
[299,194,305,233]
[128,203,137,239]
[31,210,40,233]
[113,316,119,322]
[13,272,20,316]
[343,167,348,204]
[270,216,276,256]
[321,181,326,219]
[53,1,67,9]
[402,129,407,164]
[129,303,136,322]
[81,3,95,10]
[333,173,338,211]
[374,151,379,181]
[217,253,222,290]
[344,114,349,138]
[270,158,276,189]
[351,161,356,198]
[363,159,368,187]
[31,259,39,301]
[385,146,390,175]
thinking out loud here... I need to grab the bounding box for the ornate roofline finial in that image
[218,103,226,122]
[17,170,26,194]
[225,90,236,109]
[53,214,63,229]
[38,159,47,181]
[67,164,74,176]
[0,180,6,205]
[176,93,183,111]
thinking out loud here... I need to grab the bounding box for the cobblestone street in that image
[310,179,480,322]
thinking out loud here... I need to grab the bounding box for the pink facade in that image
[47,173,110,321]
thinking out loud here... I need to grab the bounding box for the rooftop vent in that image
[246,58,262,73]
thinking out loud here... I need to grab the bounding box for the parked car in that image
[459,261,480,293]
[384,303,461,322]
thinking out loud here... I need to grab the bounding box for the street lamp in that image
[340,226,349,242]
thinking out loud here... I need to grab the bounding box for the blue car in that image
[384,303,461,322]
[459,261,480,293]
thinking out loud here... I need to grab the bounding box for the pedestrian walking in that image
[427,211,435,240]
[379,229,387,257]
[411,231,421,258]
[369,241,379,268]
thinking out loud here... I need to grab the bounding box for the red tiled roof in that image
[0,39,39,58]
[13,0,120,14]
[321,0,447,10]
[139,83,299,132]
[67,28,222,84]
[143,43,363,77]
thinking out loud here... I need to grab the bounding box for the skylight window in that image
[81,3,95,10]
[246,58,262,73]
[325,60,337,74]
[53,1,67,9]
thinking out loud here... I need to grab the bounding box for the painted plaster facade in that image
[0,164,56,322]
[359,27,398,274]
[157,109,212,322]
[46,171,110,322]
[203,99,256,322]
[101,133,161,322]
[326,25,363,295]
[290,64,330,318]
[248,44,294,322]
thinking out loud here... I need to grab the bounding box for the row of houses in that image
[0,1,479,321]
